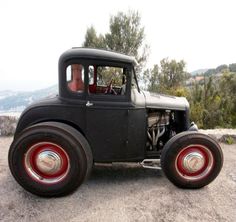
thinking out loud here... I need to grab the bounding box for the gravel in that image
[0,137,236,222]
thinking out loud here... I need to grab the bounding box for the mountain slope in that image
[0,85,58,113]
[191,69,209,76]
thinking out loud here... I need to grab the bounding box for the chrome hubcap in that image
[24,142,70,184]
[183,152,205,173]
[35,151,62,174]
[175,144,214,181]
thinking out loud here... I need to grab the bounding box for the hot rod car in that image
[8,48,223,196]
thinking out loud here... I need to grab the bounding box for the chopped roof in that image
[59,47,138,65]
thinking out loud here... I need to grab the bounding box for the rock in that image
[199,129,236,144]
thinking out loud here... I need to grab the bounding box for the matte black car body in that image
[9,48,223,196]
[14,48,190,162]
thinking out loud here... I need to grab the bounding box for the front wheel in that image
[161,132,223,188]
[8,122,93,197]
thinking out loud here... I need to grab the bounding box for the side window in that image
[66,64,84,93]
[89,65,127,95]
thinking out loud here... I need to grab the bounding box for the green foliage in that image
[106,11,144,56]
[204,68,216,76]
[97,66,123,87]
[82,10,236,129]
[143,65,159,92]
[219,72,236,126]
[215,64,228,73]
[145,58,236,129]
[225,136,234,145]
[189,72,236,129]
[83,10,149,76]
[190,102,204,128]
[229,63,236,72]
[83,26,106,49]
[144,58,189,96]
[205,64,230,76]
[159,58,189,90]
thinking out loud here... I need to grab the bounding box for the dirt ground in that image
[0,137,235,222]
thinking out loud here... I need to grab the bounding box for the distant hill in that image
[191,69,209,76]
[0,85,58,114]
[1,61,236,115]
[0,90,19,100]
[191,63,236,76]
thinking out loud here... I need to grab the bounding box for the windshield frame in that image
[132,67,141,93]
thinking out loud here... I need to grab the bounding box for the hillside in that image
[190,69,209,76]
[0,85,57,113]
[1,62,236,115]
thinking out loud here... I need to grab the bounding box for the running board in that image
[140,159,161,170]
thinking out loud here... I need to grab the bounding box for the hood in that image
[143,91,189,111]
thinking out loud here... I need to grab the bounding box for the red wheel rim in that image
[175,145,214,181]
[24,142,70,184]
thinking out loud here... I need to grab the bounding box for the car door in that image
[86,100,130,162]
[85,63,130,162]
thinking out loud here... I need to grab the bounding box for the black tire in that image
[161,131,223,189]
[8,122,93,197]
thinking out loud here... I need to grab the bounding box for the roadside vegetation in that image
[1,11,235,131]
[83,10,236,129]
[0,116,17,136]
[144,63,236,129]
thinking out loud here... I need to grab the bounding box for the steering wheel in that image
[104,79,117,95]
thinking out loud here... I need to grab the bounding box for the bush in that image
[0,116,18,136]
[223,135,235,145]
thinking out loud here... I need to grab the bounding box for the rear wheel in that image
[8,122,93,197]
[161,131,223,188]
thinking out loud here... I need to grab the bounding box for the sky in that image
[0,0,235,91]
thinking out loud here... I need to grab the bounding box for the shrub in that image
[0,116,19,136]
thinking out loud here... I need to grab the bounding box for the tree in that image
[189,71,236,129]
[143,65,159,92]
[83,26,106,49]
[215,64,228,73]
[159,58,189,89]
[189,77,220,128]
[219,72,236,126]
[83,10,149,75]
[204,68,216,76]
[229,63,236,72]
[105,11,149,69]
[144,58,189,96]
